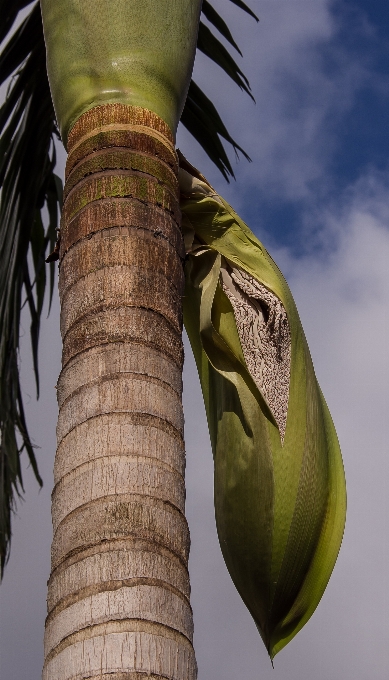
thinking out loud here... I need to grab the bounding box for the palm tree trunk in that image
[43,104,196,680]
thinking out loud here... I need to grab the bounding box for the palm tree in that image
[1,1,346,675]
[0,1,257,678]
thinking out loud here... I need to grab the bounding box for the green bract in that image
[179,160,346,659]
[40,0,203,142]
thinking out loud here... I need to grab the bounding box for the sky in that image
[1,1,389,678]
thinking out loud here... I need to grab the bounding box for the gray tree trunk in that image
[43,104,197,680]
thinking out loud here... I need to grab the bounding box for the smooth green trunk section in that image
[40,0,202,142]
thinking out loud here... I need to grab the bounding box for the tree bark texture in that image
[43,104,197,680]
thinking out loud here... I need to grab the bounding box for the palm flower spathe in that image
[179,155,347,658]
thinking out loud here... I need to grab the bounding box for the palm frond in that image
[181,80,251,181]
[197,22,254,99]
[180,0,257,180]
[0,0,34,44]
[0,0,61,574]
[0,0,257,574]
[202,1,242,56]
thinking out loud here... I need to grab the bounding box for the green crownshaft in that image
[40,0,203,143]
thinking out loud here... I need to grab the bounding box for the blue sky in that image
[331,1,389,178]
[1,2,389,679]
[179,0,389,252]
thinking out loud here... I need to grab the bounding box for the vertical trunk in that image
[43,104,197,680]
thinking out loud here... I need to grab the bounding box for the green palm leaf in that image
[0,0,257,572]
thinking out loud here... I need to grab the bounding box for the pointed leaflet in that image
[180,81,251,181]
[228,0,259,22]
[197,22,254,100]
[202,1,243,56]
[179,158,346,658]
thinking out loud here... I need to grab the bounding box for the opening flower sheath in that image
[179,155,346,660]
